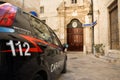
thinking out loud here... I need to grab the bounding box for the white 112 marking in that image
[6,40,31,56]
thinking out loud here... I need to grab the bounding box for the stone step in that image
[97,52,120,63]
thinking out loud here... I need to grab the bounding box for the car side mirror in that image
[63,43,68,52]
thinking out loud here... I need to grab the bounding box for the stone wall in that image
[1,0,40,15]
[93,0,120,54]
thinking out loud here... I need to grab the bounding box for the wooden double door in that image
[109,1,119,49]
[67,28,83,51]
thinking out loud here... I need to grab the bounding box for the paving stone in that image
[58,52,120,80]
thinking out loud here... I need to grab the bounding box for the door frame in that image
[67,19,83,51]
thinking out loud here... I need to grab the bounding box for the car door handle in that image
[37,43,48,48]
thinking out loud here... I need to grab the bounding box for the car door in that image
[30,16,60,79]
[48,28,65,74]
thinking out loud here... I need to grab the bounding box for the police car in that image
[0,2,67,80]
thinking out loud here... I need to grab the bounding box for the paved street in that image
[58,52,120,80]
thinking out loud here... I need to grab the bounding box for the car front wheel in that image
[61,60,67,73]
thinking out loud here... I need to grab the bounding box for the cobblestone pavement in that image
[58,52,120,80]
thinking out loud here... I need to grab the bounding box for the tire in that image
[32,74,44,80]
[61,60,67,73]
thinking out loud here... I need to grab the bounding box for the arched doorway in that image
[67,19,83,51]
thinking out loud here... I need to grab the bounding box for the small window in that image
[71,0,77,4]
[0,1,6,4]
[40,6,44,13]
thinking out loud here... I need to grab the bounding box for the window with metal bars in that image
[71,0,77,4]
[40,6,44,13]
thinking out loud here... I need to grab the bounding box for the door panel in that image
[67,28,83,51]
[109,5,119,49]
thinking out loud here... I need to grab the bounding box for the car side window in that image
[31,16,52,43]
[49,28,62,47]
[52,34,60,46]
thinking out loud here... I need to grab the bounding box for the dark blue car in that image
[0,2,67,80]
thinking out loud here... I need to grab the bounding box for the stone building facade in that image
[39,0,63,39]
[93,0,120,56]
[0,0,40,14]
[40,0,120,55]
[40,0,92,52]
